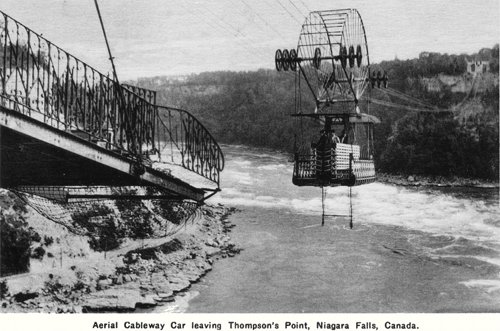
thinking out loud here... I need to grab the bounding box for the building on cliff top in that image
[467,60,489,76]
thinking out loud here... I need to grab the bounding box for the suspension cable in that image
[369,98,453,113]
[239,0,288,39]
[384,87,436,109]
[287,0,308,18]
[296,0,311,12]
[94,0,120,84]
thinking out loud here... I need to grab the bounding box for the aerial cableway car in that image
[274,9,388,226]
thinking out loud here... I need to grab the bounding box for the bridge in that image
[0,10,224,203]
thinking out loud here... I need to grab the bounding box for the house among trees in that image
[467,60,489,75]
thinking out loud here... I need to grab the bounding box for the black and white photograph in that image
[0,0,499,328]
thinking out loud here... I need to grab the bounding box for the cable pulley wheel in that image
[313,47,321,69]
[339,46,348,69]
[356,45,362,67]
[348,46,356,68]
[295,9,371,102]
[289,49,298,71]
[275,49,283,72]
[282,49,290,71]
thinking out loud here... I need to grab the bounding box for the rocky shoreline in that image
[377,173,499,188]
[0,202,240,313]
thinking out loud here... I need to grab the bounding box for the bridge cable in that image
[373,86,456,113]
[368,98,452,113]
[94,0,120,84]
[272,0,303,24]
[179,1,273,64]
[193,0,303,77]
[238,0,288,40]
[260,0,301,25]
[94,0,139,155]
[201,3,247,38]
[296,0,311,13]
[178,2,250,44]
[286,0,308,19]
[383,87,436,109]
[197,1,303,80]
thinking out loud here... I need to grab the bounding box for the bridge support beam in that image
[14,186,189,203]
[0,107,205,202]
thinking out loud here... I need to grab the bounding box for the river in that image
[162,145,500,313]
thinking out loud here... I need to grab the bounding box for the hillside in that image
[131,45,499,180]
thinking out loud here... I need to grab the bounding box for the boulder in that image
[13,292,39,303]
[136,294,157,308]
[150,272,167,284]
[82,288,141,312]
[168,276,190,292]
[153,282,172,294]
[157,291,174,299]
[97,279,112,290]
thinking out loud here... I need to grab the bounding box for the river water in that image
[163,145,500,313]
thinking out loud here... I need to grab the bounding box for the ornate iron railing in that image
[0,11,156,157]
[122,83,157,105]
[157,106,224,184]
[0,10,223,186]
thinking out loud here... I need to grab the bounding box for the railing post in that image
[1,15,5,97]
[45,42,51,123]
[63,53,70,131]
[25,29,30,113]
[13,22,19,112]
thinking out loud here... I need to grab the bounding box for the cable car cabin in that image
[292,113,379,187]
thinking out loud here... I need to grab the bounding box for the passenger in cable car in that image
[312,129,328,150]
[339,129,347,143]
[314,129,330,179]
[328,130,340,145]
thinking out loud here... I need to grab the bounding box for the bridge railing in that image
[156,106,225,185]
[0,11,155,159]
[122,84,157,105]
[0,10,224,186]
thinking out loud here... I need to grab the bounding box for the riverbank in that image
[0,192,240,313]
[377,173,499,188]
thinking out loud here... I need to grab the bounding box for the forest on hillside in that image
[133,45,499,180]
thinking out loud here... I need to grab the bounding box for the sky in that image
[1,0,498,80]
